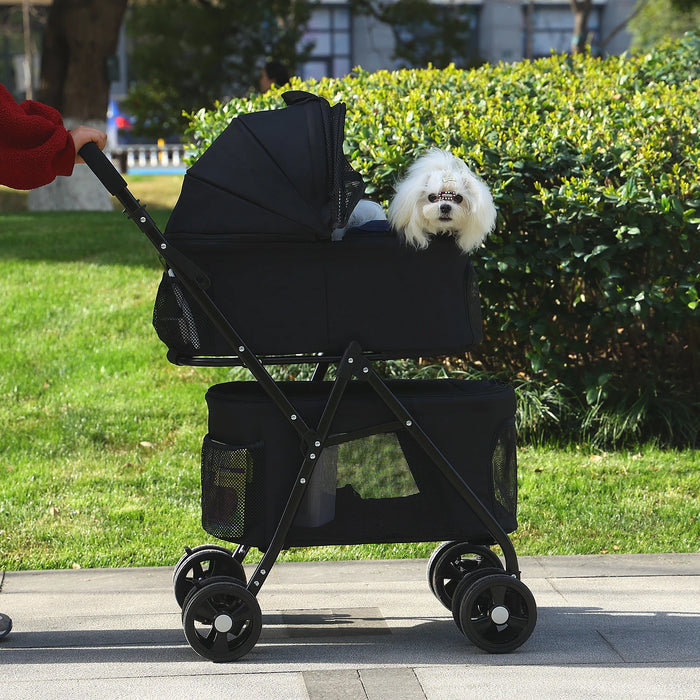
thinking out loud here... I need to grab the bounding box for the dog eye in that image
[453,194,463,203]
[428,194,438,203]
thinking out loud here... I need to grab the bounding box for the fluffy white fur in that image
[388,149,497,253]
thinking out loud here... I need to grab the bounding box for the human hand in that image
[70,126,108,163]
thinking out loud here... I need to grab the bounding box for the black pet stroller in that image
[82,91,537,662]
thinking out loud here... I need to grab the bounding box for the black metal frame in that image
[80,144,522,599]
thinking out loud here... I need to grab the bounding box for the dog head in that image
[388,149,497,253]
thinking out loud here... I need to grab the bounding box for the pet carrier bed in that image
[81,90,537,662]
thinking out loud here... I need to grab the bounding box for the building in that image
[1,1,638,105]
[299,0,637,81]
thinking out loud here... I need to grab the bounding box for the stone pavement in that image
[1,553,698,699]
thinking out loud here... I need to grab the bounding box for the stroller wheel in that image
[456,573,537,654]
[428,542,503,609]
[173,547,246,609]
[173,544,234,583]
[182,576,262,662]
[450,567,504,628]
[426,541,458,596]
[0,613,12,640]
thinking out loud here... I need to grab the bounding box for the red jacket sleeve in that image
[0,83,75,190]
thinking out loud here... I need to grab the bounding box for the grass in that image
[0,173,183,214]
[0,182,698,571]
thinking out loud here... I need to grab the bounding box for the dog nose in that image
[440,203,452,214]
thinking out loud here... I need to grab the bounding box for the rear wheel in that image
[427,542,503,609]
[0,612,12,640]
[173,544,234,583]
[173,547,246,609]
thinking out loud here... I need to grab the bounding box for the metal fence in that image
[109,144,188,173]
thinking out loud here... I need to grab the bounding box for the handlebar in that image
[78,141,128,196]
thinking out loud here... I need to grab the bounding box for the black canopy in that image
[165,91,364,240]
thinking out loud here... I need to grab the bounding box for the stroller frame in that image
[82,143,536,661]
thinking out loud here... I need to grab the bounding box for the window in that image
[300,2,352,80]
[390,1,481,69]
[523,2,603,58]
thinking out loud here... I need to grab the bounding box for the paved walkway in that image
[1,553,699,698]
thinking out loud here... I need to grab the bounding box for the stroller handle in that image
[78,141,128,196]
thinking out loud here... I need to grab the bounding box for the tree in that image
[123,0,314,139]
[569,0,595,54]
[29,0,128,211]
[629,0,700,50]
[351,0,481,69]
[571,0,700,54]
[670,0,700,9]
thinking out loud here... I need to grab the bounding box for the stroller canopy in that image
[165,91,364,240]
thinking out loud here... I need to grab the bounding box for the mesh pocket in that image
[201,436,261,541]
[329,102,365,229]
[465,263,483,342]
[152,269,202,352]
[492,420,517,517]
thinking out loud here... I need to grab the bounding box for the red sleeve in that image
[0,83,75,190]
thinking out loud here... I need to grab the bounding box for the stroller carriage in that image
[82,91,537,662]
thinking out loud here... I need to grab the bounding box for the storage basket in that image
[202,379,517,549]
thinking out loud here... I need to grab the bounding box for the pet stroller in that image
[82,91,537,662]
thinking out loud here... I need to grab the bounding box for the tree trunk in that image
[29,0,128,211]
[569,0,593,54]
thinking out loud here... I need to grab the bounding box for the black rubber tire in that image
[173,544,234,583]
[181,576,262,662]
[456,573,537,654]
[173,547,246,608]
[426,541,457,596]
[0,612,12,640]
[428,541,503,609]
[450,567,506,628]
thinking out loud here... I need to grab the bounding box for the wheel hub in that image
[490,605,510,625]
[214,614,234,633]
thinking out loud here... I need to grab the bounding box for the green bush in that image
[186,33,700,447]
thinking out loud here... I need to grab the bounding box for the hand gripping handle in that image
[78,141,128,196]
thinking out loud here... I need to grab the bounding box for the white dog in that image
[388,149,497,253]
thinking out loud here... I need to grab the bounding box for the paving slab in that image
[1,554,698,699]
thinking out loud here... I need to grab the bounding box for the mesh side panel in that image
[329,103,365,229]
[201,436,261,542]
[492,421,518,517]
[465,263,483,340]
[152,271,202,352]
[336,433,419,498]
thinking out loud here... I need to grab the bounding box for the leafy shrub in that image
[187,33,700,447]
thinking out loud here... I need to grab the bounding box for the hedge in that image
[186,33,700,447]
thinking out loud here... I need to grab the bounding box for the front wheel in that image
[456,573,537,654]
[181,576,262,662]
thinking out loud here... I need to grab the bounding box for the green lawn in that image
[1,207,697,571]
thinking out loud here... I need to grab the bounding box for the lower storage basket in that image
[202,379,518,550]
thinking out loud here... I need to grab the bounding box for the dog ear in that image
[455,174,497,252]
[388,180,415,232]
[388,184,431,249]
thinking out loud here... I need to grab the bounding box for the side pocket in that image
[201,435,261,541]
[152,269,202,352]
[491,419,518,519]
[464,260,483,346]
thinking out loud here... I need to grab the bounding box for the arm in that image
[0,84,106,190]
